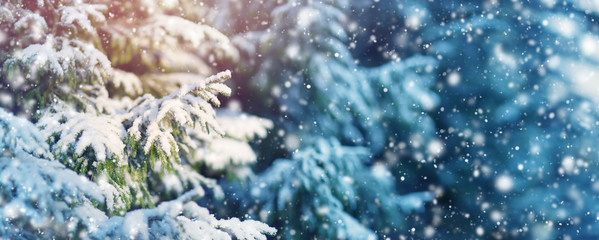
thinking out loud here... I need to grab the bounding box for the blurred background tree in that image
[207,0,599,239]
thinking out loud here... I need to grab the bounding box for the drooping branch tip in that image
[205,70,232,85]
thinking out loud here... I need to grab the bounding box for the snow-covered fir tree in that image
[0,0,275,238]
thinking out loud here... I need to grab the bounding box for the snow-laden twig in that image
[91,189,275,240]
[0,108,105,238]
[3,36,112,85]
[123,70,231,167]
[186,110,273,170]
[0,108,50,158]
[37,104,126,164]
[57,3,107,34]
[0,153,107,238]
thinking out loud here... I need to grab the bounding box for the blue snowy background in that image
[210,0,599,238]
